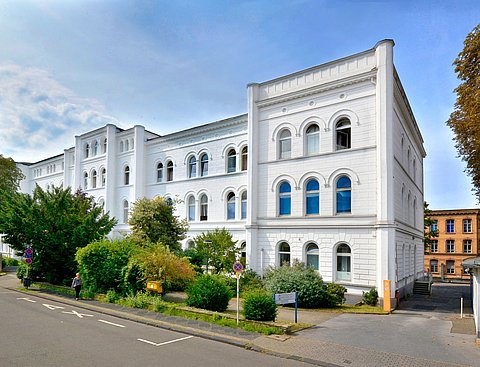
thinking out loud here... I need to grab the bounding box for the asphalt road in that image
[0,288,309,367]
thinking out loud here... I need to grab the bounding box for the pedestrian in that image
[71,272,82,300]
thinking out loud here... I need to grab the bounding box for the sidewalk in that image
[1,273,476,367]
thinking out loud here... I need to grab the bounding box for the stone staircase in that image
[413,280,431,295]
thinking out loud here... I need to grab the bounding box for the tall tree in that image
[194,228,237,274]
[128,196,188,251]
[0,154,25,196]
[424,202,438,252]
[0,186,116,284]
[446,24,480,198]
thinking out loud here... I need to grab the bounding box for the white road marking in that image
[137,335,194,347]
[98,319,126,328]
[43,303,65,310]
[17,297,36,303]
[62,310,94,318]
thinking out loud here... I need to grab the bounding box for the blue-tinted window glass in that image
[337,176,351,189]
[279,182,291,215]
[227,193,235,220]
[336,176,351,214]
[241,192,247,219]
[446,219,455,233]
[306,179,320,215]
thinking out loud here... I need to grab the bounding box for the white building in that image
[16,40,425,303]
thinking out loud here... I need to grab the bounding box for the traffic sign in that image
[25,258,32,265]
[25,248,33,256]
[233,261,243,274]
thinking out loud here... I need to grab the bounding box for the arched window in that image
[278,181,291,216]
[336,176,351,214]
[279,129,292,159]
[120,141,124,152]
[200,194,208,221]
[101,168,106,187]
[85,143,90,158]
[227,192,236,220]
[83,172,88,189]
[306,243,319,270]
[123,200,129,224]
[131,139,134,150]
[239,242,246,266]
[166,161,173,181]
[306,124,320,155]
[157,163,163,182]
[188,156,197,178]
[278,242,291,266]
[125,140,129,151]
[92,170,97,188]
[227,149,236,173]
[124,166,130,185]
[305,179,320,215]
[241,146,248,171]
[102,138,107,153]
[93,141,99,156]
[200,153,209,176]
[98,199,105,214]
[187,196,195,222]
[241,191,247,220]
[335,118,351,150]
[336,243,351,281]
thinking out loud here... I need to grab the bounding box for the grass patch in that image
[327,304,386,314]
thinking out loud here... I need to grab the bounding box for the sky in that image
[0,0,479,210]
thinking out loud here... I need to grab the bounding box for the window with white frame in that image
[124,166,130,185]
[83,172,88,189]
[336,243,351,281]
[305,178,320,215]
[85,144,90,158]
[200,194,208,221]
[430,220,438,232]
[278,242,291,266]
[446,260,455,274]
[188,156,197,178]
[123,200,129,223]
[92,170,97,188]
[430,240,438,253]
[278,181,291,216]
[101,168,106,187]
[446,240,455,253]
[430,259,438,273]
[463,219,472,233]
[226,192,235,220]
[241,146,248,171]
[102,138,107,153]
[306,243,319,270]
[227,149,236,173]
[241,191,247,220]
[446,219,455,233]
[278,129,292,159]
[336,176,351,214]
[239,242,246,265]
[306,124,320,155]
[463,240,472,254]
[93,141,99,156]
[157,163,163,182]
[335,118,351,150]
[166,161,173,181]
[187,196,195,222]
[200,154,208,176]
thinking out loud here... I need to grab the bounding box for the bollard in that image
[460,297,463,319]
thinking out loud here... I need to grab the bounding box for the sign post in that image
[383,280,391,312]
[24,246,33,288]
[233,261,243,325]
[274,292,298,323]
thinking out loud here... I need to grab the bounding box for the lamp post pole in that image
[204,240,212,273]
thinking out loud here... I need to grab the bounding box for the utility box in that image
[146,281,163,294]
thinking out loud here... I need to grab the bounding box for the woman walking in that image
[71,273,82,300]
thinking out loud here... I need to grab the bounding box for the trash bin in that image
[146,281,163,294]
[23,277,31,288]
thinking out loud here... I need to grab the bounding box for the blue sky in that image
[0,0,479,209]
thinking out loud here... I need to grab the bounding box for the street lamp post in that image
[204,240,212,273]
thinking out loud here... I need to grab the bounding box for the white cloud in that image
[0,63,118,162]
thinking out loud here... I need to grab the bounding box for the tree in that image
[0,185,116,284]
[128,196,188,252]
[446,24,480,198]
[424,201,438,252]
[194,228,237,274]
[0,154,25,196]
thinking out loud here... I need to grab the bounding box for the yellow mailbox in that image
[146,281,163,294]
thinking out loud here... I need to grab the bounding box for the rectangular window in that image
[446,219,455,233]
[463,240,472,254]
[430,240,438,253]
[446,260,455,274]
[280,139,291,159]
[463,219,472,233]
[430,260,438,273]
[430,220,438,232]
[279,196,291,216]
[446,240,455,253]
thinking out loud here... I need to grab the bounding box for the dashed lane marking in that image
[43,304,65,310]
[17,297,36,303]
[137,336,194,347]
[98,319,126,328]
[62,310,94,318]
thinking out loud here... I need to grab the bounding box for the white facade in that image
[16,40,425,301]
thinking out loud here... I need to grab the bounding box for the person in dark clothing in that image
[71,273,82,300]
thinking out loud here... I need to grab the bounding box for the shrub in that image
[125,244,196,294]
[75,239,138,294]
[2,256,19,268]
[225,269,264,296]
[121,291,153,309]
[263,262,330,308]
[186,274,232,312]
[243,290,277,321]
[105,290,121,303]
[16,262,28,280]
[326,283,347,306]
[362,287,379,306]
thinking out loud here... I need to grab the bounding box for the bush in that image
[224,269,264,296]
[326,283,347,306]
[186,274,232,312]
[2,256,19,268]
[264,262,331,308]
[362,287,379,306]
[243,290,277,321]
[16,262,28,280]
[75,239,138,294]
[105,290,121,303]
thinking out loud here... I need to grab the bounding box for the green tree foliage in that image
[194,228,237,274]
[124,243,196,294]
[186,274,232,312]
[446,24,480,198]
[0,154,25,197]
[128,196,188,252]
[424,202,438,252]
[0,185,116,284]
[75,239,138,293]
